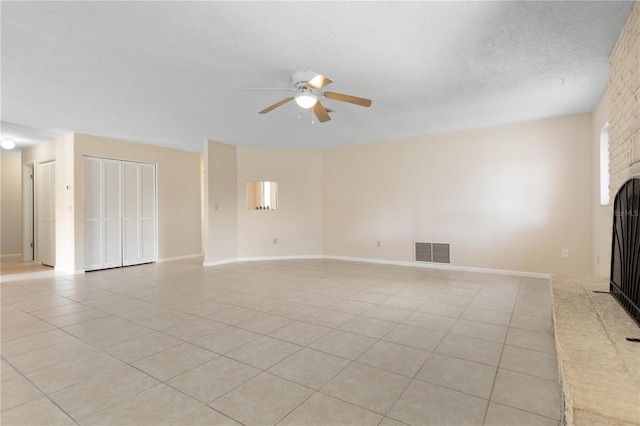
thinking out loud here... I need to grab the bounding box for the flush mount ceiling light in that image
[1,139,15,150]
[294,91,318,109]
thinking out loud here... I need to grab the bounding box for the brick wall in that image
[609,1,640,200]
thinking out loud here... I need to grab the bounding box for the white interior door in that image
[122,162,140,266]
[122,161,156,266]
[103,160,123,266]
[84,157,122,271]
[40,161,55,267]
[84,157,102,270]
[84,157,156,271]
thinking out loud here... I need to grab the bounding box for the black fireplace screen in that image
[610,176,640,326]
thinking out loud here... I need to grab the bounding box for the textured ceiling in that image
[1,1,634,153]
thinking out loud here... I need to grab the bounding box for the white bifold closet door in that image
[84,157,156,271]
[122,161,156,266]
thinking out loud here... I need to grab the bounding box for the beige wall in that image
[73,133,202,270]
[21,134,75,270]
[323,115,592,275]
[608,1,639,195]
[22,133,202,272]
[591,89,613,277]
[57,134,76,272]
[237,147,323,258]
[203,140,238,264]
[1,153,23,256]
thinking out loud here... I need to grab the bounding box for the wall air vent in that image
[415,242,432,262]
[414,242,450,264]
[432,243,451,263]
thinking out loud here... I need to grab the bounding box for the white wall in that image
[323,114,593,275]
[21,134,75,270]
[236,147,323,258]
[1,153,23,256]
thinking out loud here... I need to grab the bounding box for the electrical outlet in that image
[562,249,569,258]
[376,240,381,247]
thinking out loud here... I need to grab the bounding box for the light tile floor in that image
[1,258,560,425]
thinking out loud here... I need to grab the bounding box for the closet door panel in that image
[123,219,140,265]
[83,158,102,271]
[84,221,102,269]
[84,158,123,271]
[122,163,139,219]
[104,160,121,218]
[140,164,155,217]
[122,162,140,266]
[141,219,155,261]
[84,158,102,219]
[103,160,122,268]
[103,220,121,266]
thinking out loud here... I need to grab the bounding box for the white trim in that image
[54,266,84,275]
[23,161,35,262]
[323,255,550,278]
[203,258,239,267]
[236,255,324,262]
[157,253,203,263]
[0,253,22,259]
[201,254,549,278]
[203,254,323,267]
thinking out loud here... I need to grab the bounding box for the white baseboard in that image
[236,255,324,262]
[157,253,203,263]
[323,255,550,279]
[203,257,239,267]
[0,253,22,259]
[54,266,85,275]
[203,254,323,267]
[201,253,549,279]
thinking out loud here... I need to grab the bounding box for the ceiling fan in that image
[252,71,372,123]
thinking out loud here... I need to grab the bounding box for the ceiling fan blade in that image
[313,101,331,123]
[259,97,294,114]
[307,74,333,90]
[323,91,372,107]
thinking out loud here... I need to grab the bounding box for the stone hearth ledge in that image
[551,275,640,425]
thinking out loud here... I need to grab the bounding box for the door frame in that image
[22,162,35,262]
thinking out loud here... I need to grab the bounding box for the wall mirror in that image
[246,181,278,210]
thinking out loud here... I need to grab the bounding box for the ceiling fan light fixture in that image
[295,92,318,109]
